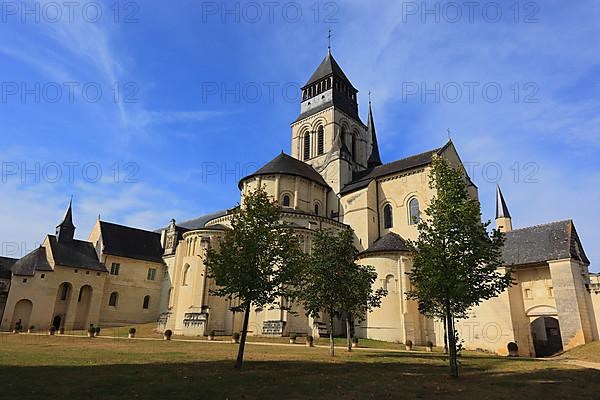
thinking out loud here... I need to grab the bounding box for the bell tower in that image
[290,49,379,195]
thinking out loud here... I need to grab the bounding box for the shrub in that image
[307,335,314,344]
[352,336,359,344]
[209,330,216,337]
[14,322,23,331]
[29,325,35,331]
[232,332,240,340]
[95,327,101,335]
[129,327,137,334]
[426,341,434,347]
[406,340,413,347]
[164,329,173,338]
[507,342,518,352]
[88,326,96,334]
[290,333,298,340]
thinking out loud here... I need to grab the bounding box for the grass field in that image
[2,332,600,399]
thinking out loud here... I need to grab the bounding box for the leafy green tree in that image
[205,187,305,369]
[406,156,511,378]
[296,228,386,356]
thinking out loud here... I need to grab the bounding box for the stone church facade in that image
[1,50,598,357]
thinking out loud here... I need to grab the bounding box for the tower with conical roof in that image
[290,48,379,199]
[495,185,512,232]
[56,198,76,243]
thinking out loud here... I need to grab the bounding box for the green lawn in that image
[1,333,599,399]
[561,341,600,364]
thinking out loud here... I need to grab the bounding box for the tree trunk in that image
[346,315,352,352]
[329,314,335,357]
[445,301,459,378]
[235,302,251,369]
[443,317,448,354]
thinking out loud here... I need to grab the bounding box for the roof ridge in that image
[100,220,160,235]
[507,219,573,233]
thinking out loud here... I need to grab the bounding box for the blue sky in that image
[1,0,599,270]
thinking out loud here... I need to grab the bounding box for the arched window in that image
[409,198,420,225]
[384,274,395,291]
[143,295,151,310]
[182,264,191,286]
[108,292,118,307]
[383,204,393,229]
[352,134,357,162]
[341,127,347,147]
[282,195,290,207]
[303,132,310,160]
[314,203,320,216]
[317,126,324,155]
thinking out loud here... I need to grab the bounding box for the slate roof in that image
[100,221,164,264]
[502,220,590,266]
[0,256,17,279]
[303,52,355,89]
[47,235,106,272]
[239,152,329,189]
[11,247,53,276]
[340,144,449,195]
[359,232,410,256]
[178,210,229,230]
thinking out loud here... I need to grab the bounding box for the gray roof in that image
[303,51,355,89]
[340,143,450,195]
[366,102,382,168]
[0,256,17,279]
[100,221,164,263]
[47,235,106,272]
[178,209,229,230]
[239,152,329,189]
[502,220,590,266]
[359,232,410,256]
[11,247,52,276]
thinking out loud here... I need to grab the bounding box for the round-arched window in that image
[409,198,420,225]
[383,204,393,229]
[282,195,291,207]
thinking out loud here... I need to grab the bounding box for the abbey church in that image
[1,50,599,357]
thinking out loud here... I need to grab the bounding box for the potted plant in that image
[48,326,56,336]
[13,321,23,334]
[164,329,173,341]
[128,327,137,339]
[27,325,34,334]
[426,341,434,352]
[87,326,96,338]
[95,327,101,337]
[507,342,519,357]
[289,333,297,344]
[352,336,359,348]
[405,340,413,351]
[306,335,314,347]
[232,332,240,344]
[207,330,216,341]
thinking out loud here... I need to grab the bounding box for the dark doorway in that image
[52,315,62,329]
[531,317,563,357]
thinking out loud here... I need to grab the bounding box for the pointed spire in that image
[56,197,76,243]
[366,95,382,168]
[496,185,511,219]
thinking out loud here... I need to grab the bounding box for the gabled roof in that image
[47,235,106,272]
[340,144,449,195]
[359,232,410,256]
[0,256,18,279]
[100,221,164,264]
[502,220,590,266]
[303,51,355,89]
[239,152,329,189]
[11,247,52,276]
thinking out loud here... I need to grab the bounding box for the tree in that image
[406,156,511,378]
[205,187,305,369]
[296,228,386,356]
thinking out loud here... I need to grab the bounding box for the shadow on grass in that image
[1,358,599,400]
